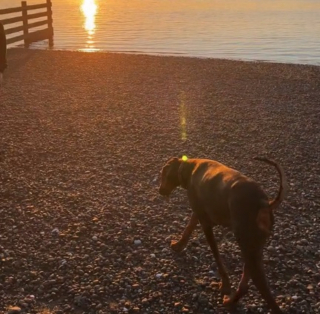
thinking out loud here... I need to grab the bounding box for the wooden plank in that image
[27,11,48,20]
[0,6,22,15]
[26,3,47,11]
[4,25,24,35]
[27,20,48,30]
[0,16,23,26]
[28,28,50,43]
[47,0,54,47]
[22,1,29,47]
[6,34,25,45]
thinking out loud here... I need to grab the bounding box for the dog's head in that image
[159,157,181,196]
[159,157,195,196]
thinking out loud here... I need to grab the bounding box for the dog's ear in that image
[178,161,194,189]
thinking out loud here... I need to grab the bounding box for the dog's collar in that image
[178,159,189,189]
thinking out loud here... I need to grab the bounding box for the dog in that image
[159,156,287,314]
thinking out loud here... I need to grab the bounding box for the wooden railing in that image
[0,0,53,47]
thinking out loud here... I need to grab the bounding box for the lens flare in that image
[179,91,187,141]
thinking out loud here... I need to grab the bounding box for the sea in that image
[1,0,320,65]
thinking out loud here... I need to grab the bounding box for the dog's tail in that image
[253,157,288,211]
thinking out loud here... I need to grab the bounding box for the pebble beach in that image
[0,48,319,313]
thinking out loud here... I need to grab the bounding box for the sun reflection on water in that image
[81,0,98,52]
[179,91,187,141]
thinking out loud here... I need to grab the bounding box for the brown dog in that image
[159,156,288,314]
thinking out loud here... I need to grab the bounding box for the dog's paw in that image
[219,281,232,296]
[223,294,237,307]
[170,240,187,253]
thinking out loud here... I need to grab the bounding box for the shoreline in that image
[1,48,319,313]
[8,46,320,68]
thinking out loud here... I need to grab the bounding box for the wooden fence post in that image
[21,1,29,48]
[46,0,54,47]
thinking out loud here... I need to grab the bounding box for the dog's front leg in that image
[223,263,250,306]
[171,212,198,253]
[202,224,231,296]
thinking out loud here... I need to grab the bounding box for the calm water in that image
[1,0,320,65]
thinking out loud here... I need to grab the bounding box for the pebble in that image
[134,240,142,245]
[198,292,209,305]
[51,228,59,235]
[7,307,22,314]
[60,259,67,266]
[267,246,276,252]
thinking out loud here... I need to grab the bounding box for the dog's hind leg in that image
[201,223,231,296]
[223,263,250,306]
[238,242,283,314]
[171,212,198,253]
[246,254,282,313]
